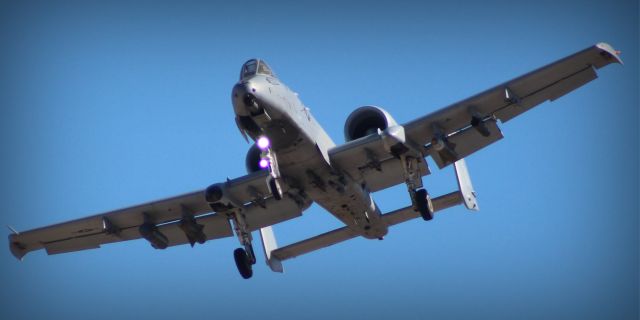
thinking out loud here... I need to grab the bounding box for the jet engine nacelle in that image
[205,183,236,212]
[344,106,398,142]
[245,143,267,174]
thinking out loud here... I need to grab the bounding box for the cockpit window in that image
[240,59,275,80]
[258,62,273,76]
[241,60,258,80]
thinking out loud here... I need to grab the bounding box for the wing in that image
[9,170,306,260]
[408,42,622,168]
[331,43,622,175]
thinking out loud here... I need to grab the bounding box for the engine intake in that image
[344,106,398,142]
[245,143,267,174]
[205,183,234,212]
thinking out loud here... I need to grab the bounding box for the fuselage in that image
[231,59,388,239]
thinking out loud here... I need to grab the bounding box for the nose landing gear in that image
[258,137,284,201]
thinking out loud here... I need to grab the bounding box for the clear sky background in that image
[0,1,637,319]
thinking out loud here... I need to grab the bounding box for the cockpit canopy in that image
[240,59,275,81]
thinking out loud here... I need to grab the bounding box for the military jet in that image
[8,43,622,279]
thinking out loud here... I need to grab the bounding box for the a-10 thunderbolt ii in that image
[8,43,622,279]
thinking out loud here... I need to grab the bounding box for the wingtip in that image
[8,234,26,261]
[7,225,19,235]
[596,42,623,65]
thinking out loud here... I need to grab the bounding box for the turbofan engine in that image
[245,137,273,174]
[245,143,265,173]
[344,106,398,142]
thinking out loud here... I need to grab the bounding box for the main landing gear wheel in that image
[415,189,434,221]
[234,248,253,279]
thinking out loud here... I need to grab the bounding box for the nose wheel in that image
[234,247,255,279]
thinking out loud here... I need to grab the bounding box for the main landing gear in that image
[414,188,434,221]
[234,246,255,279]
[401,155,434,221]
[230,210,257,279]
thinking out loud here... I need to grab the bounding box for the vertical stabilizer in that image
[454,159,479,211]
[260,226,284,273]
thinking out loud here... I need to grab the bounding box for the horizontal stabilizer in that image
[271,191,468,262]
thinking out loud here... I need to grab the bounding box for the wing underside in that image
[409,42,621,168]
[330,43,621,176]
[9,170,305,260]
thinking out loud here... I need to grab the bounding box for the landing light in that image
[257,136,270,150]
[259,158,270,169]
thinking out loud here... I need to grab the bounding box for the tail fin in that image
[259,226,284,273]
[454,159,479,211]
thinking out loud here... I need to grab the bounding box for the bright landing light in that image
[257,136,270,150]
[259,158,270,169]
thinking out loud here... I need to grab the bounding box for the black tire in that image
[415,189,434,221]
[234,248,253,279]
[268,178,282,201]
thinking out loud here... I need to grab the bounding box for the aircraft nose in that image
[232,81,259,116]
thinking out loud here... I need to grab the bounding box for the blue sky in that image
[1,1,637,319]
